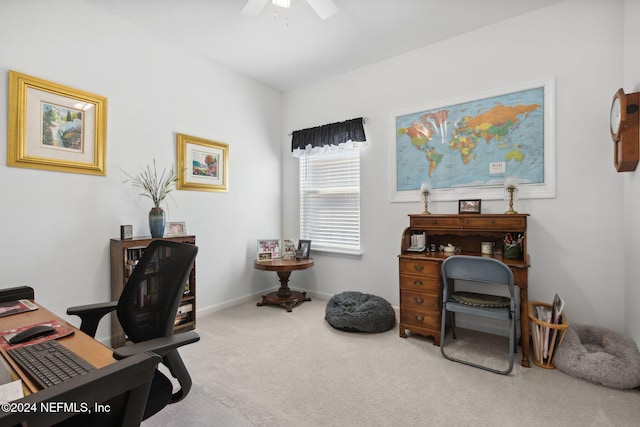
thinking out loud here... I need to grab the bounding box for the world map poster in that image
[395,86,545,197]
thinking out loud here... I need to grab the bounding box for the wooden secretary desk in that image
[398,213,531,367]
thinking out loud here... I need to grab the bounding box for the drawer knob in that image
[414,264,424,272]
[413,280,423,286]
[414,297,424,304]
[415,315,424,322]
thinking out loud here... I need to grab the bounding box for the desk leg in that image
[520,289,531,367]
[257,271,311,312]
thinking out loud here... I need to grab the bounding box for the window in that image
[299,149,361,255]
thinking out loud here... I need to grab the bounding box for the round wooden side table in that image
[254,258,314,312]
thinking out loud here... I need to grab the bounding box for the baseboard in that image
[196,289,275,317]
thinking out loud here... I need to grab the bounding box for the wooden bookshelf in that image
[110,235,196,347]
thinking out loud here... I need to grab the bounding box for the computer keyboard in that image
[7,340,95,389]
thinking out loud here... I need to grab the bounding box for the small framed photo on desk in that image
[458,199,481,214]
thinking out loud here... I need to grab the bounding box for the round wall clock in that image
[610,88,639,172]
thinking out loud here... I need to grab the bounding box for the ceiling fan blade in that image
[241,0,270,16]
[305,0,338,20]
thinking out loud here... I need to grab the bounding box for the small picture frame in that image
[297,240,311,259]
[257,239,281,259]
[458,199,481,214]
[120,225,133,240]
[283,239,297,259]
[165,221,187,236]
[257,251,272,262]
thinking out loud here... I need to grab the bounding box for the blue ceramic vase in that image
[149,207,165,238]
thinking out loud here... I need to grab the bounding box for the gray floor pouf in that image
[554,324,640,389]
[325,291,396,333]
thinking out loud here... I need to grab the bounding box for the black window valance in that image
[291,117,366,152]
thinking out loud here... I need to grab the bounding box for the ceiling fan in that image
[241,0,338,20]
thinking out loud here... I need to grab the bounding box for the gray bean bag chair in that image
[325,291,396,333]
[554,324,640,389]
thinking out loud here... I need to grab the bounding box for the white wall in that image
[623,0,640,344]
[0,0,283,342]
[283,0,630,336]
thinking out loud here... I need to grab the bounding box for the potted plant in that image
[124,160,177,238]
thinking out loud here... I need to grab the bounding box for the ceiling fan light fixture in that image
[272,0,291,8]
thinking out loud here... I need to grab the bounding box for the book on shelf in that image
[174,303,193,326]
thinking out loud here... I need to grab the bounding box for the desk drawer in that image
[410,216,462,229]
[462,216,526,230]
[399,274,440,293]
[399,259,440,276]
[401,290,439,311]
[400,308,441,329]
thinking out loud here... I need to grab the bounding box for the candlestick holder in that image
[422,190,431,215]
[505,185,518,214]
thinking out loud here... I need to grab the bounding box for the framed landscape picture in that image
[177,133,228,192]
[7,71,107,176]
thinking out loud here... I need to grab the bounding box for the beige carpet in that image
[145,297,640,426]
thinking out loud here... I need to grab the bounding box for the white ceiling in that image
[83,0,562,92]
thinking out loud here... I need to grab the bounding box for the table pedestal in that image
[254,258,314,312]
[257,271,311,312]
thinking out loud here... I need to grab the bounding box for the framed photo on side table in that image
[297,240,311,260]
[283,239,297,259]
[257,239,281,260]
[7,71,107,176]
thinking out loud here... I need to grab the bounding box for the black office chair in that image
[0,351,160,427]
[440,255,517,375]
[67,240,199,420]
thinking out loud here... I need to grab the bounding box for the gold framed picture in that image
[176,133,228,192]
[7,71,107,176]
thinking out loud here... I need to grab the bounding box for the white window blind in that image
[299,149,361,255]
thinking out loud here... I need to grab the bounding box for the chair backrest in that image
[117,240,198,343]
[0,352,160,427]
[441,255,514,297]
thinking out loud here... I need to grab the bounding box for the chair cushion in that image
[325,291,395,333]
[451,291,510,308]
[554,324,640,389]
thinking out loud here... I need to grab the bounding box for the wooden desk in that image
[254,258,314,312]
[0,302,115,392]
[399,214,531,367]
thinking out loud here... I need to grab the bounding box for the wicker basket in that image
[528,301,569,369]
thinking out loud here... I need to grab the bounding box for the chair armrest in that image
[66,301,118,338]
[113,331,200,359]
